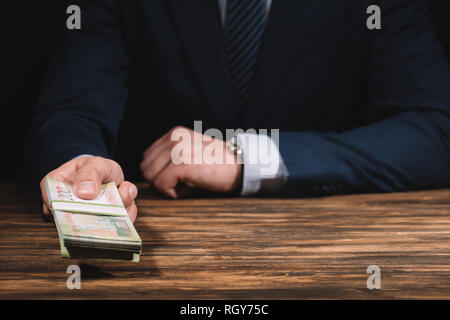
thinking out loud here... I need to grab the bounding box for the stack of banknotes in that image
[45,176,142,262]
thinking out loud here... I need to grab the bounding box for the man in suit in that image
[29,0,450,222]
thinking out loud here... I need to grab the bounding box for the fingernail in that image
[76,181,96,195]
[129,185,138,199]
[167,188,178,199]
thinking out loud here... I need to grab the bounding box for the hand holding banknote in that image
[40,156,138,222]
[45,176,142,261]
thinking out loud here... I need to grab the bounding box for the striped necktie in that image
[226,0,267,112]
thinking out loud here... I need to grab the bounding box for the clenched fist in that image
[141,127,242,198]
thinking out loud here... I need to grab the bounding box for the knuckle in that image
[143,170,155,182]
[169,138,180,147]
[77,166,99,181]
[91,156,111,170]
[109,160,124,179]
[153,175,166,190]
[171,125,185,133]
[146,168,156,179]
[89,156,103,164]
[108,159,120,169]
[122,180,131,187]
[85,156,102,169]
[104,159,114,173]
[169,126,189,139]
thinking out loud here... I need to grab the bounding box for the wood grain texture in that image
[0,184,449,299]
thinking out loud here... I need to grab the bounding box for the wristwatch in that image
[226,135,244,164]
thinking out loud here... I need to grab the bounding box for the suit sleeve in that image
[27,0,129,186]
[278,0,450,197]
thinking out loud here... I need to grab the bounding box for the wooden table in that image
[0,184,449,299]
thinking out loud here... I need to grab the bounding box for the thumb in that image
[73,157,124,199]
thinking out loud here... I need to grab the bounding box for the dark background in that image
[2,1,449,183]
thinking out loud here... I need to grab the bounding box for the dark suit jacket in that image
[28,0,450,196]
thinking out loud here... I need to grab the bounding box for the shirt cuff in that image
[72,154,95,160]
[237,133,289,196]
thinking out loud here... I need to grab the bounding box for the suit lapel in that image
[244,0,317,127]
[166,0,237,129]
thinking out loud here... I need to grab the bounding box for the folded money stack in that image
[45,176,142,262]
